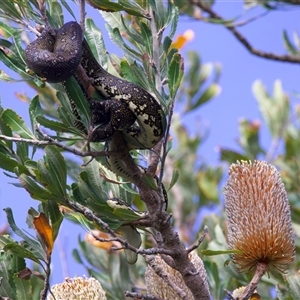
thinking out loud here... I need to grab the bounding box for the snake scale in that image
[25,21,167,202]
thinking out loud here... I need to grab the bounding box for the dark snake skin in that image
[25,21,166,150]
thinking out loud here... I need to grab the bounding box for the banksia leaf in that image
[145,251,210,299]
[47,277,107,300]
[224,160,295,275]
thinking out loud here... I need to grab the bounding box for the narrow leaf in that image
[1,109,34,139]
[33,213,54,256]
[168,52,184,98]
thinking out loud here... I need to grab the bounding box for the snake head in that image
[25,21,83,83]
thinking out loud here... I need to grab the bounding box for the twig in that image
[147,139,163,177]
[0,133,116,158]
[232,10,271,28]
[187,226,208,253]
[69,201,176,257]
[149,7,163,94]
[191,0,300,64]
[79,0,86,32]
[241,262,267,300]
[40,255,51,300]
[124,292,163,300]
[38,0,48,26]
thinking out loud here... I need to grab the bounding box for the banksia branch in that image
[224,161,295,299]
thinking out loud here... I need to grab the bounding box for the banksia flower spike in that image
[47,276,107,300]
[145,251,210,300]
[224,161,295,299]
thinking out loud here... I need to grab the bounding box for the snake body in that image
[25,23,168,267]
[25,21,166,150]
[25,22,167,215]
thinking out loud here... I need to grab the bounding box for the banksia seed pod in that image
[47,276,106,300]
[232,286,261,300]
[145,251,210,299]
[224,160,295,275]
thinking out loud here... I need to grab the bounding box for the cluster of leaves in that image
[0,1,299,300]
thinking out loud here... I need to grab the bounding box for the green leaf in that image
[166,2,179,40]
[102,12,142,61]
[85,18,107,67]
[0,259,15,299]
[85,159,108,200]
[238,118,264,159]
[3,208,46,262]
[120,60,151,91]
[63,211,94,232]
[283,30,299,55]
[88,0,146,17]
[49,1,64,28]
[60,0,77,19]
[140,22,153,57]
[18,173,54,202]
[167,169,179,191]
[0,43,27,78]
[197,168,221,203]
[168,52,184,98]
[14,275,33,300]
[149,0,166,28]
[220,148,249,164]
[3,243,41,266]
[187,83,220,112]
[118,226,141,264]
[63,77,91,129]
[1,109,35,139]
[253,80,289,138]
[35,115,71,132]
[0,1,22,19]
[0,152,26,173]
[106,199,144,221]
[287,274,300,299]
[44,146,67,197]
[202,249,242,256]
[29,95,43,132]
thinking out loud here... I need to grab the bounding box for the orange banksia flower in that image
[224,160,295,275]
[145,251,210,299]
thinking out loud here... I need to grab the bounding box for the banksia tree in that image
[224,160,295,299]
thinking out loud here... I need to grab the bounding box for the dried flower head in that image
[145,251,209,299]
[224,160,295,275]
[232,286,261,300]
[47,276,106,300]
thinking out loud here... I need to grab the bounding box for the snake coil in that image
[25,21,166,151]
[25,22,168,264]
[25,21,167,208]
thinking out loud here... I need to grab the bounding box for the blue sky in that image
[0,2,299,286]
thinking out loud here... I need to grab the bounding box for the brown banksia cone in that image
[145,251,210,299]
[47,276,107,300]
[224,160,295,275]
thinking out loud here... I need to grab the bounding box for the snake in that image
[24,21,167,205]
[24,21,166,150]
